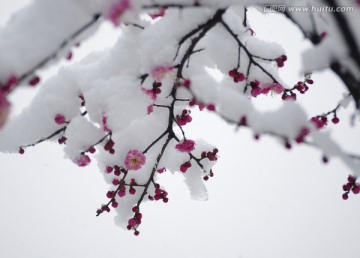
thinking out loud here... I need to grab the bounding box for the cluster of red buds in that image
[342,175,360,200]
[228,69,246,83]
[201,148,218,161]
[176,109,192,126]
[148,184,169,203]
[104,139,115,154]
[282,77,314,101]
[127,206,142,236]
[203,169,214,181]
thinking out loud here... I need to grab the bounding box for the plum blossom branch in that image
[186,84,360,163]
[21,126,67,149]
[327,0,360,69]
[142,2,201,10]
[283,8,360,109]
[82,131,112,153]
[13,13,101,90]
[220,19,278,84]
[5,1,360,236]
[174,9,226,67]
[136,135,173,207]
[173,118,186,139]
[19,103,91,151]
[143,129,169,154]
[96,10,226,231]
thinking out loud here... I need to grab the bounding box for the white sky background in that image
[0,1,360,258]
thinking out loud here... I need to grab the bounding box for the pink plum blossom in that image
[147,105,154,115]
[142,81,162,101]
[250,80,262,97]
[76,154,91,167]
[175,139,195,152]
[261,83,285,95]
[142,88,157,100]
[106,0,131,26]
[151,65,174,81]
[124,150,146,170]
[251,86,262,97]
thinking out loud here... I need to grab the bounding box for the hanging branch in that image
[283,7,360,109]
[95,9,226,234]
[220,19,279,83]
[3,13,101,93]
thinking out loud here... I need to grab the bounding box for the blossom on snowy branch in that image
[0,0,360,235]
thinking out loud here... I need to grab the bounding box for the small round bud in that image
[54,114,66,125]
[111,201,118,208]
[132,206,139,213]
[332,117,339,124]
[322,156,329,164]
[29,76,40,86]
[351,185,360,194]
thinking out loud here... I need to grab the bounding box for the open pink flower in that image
[261,83,285,95]
[151,65,174,81]
[251,87,262,97]
[142,88,157,100]
[106,0,131,26]
[76,154,91,167]
[142,81,162,101]
[175,139,195,153]
[147,105,154,115]
[124,150,146,170]
[250,80,262,98]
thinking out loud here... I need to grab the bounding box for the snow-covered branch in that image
[1,0,360,234]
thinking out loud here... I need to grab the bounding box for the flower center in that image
[130,157,139,165]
